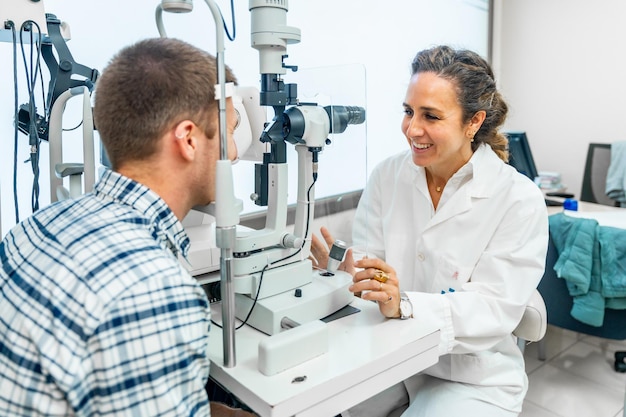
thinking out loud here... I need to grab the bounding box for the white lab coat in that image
[352,144,549,414]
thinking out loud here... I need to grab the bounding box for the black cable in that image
[211,163,318,331]
[10,22,20,223]
[38,52,47,121]
[222,0,236,41]
[235,172,317,329]
[235,262,272,330]
[210,245,305,330]
[303,163,317,244]
[19,20,44,213]
[30,147,40,213]
[63,121,84,132]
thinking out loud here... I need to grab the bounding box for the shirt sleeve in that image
[72,266,211,416]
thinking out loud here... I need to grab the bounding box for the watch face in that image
[400,299,412,319]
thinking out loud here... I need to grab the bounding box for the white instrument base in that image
[235,270,353,335]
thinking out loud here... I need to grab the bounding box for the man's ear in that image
[173,120,197,162]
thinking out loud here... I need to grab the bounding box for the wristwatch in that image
[399,292,413,320]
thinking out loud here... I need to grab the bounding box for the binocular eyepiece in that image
[324,105,366,134]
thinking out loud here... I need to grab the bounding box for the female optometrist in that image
[311,45,549,417]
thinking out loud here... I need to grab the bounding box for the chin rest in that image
[513,289,547,343]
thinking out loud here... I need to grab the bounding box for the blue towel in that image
[599,226,626,298]
[550,214,596,296]
[572,292,605,327]
[606,141,626,207]
[549,213,626,326]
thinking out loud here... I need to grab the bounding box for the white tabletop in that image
[208,297,440,417]
[547,200,625,216]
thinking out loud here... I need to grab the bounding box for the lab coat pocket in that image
[431,257,473,294]
[450,351,507,385]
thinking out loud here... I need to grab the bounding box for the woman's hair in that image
[94,37,237,169]
[411,45,509,162]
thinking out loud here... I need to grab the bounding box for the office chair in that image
[537,237,626,371]
[580,143,620,207]
[514,289,548,355]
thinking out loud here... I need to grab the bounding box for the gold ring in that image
[373,270,389,283]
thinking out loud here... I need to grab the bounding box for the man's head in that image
[94,38,239,214]
[94,37,237,169]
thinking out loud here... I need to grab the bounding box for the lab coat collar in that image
[409,143,498,198]
[414,144,501,229]
[466,143,499,199]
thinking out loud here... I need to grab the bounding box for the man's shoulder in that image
[5,194,161,281]
[35,194,151,243]
[2,192,193,318]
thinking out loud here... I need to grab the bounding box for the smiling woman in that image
[314,45,550,417]
[401,46,508,209]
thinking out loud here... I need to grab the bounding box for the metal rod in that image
[204,0,237,368]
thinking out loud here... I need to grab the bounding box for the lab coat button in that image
[417,253,425,261]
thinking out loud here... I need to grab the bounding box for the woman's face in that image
[401,71,475,174]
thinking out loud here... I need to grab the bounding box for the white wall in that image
[0,0,488,236]
[494,0,626,196]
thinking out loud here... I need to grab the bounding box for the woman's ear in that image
[467,110,486,138]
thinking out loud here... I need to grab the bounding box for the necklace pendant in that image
[436,186,442,192]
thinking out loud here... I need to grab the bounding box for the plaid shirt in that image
[0,169,211,416]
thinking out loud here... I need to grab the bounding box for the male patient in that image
[0,38,251,416]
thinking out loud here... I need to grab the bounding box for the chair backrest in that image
[513,289,547,343]
[580,143,619,206]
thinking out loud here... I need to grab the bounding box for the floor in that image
[521,325,626,417]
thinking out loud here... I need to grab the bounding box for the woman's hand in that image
[309,227,356,275]
[349,258,400,318]
[309,230,331,270]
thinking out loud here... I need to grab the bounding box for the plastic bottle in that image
[563,198,578,211]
